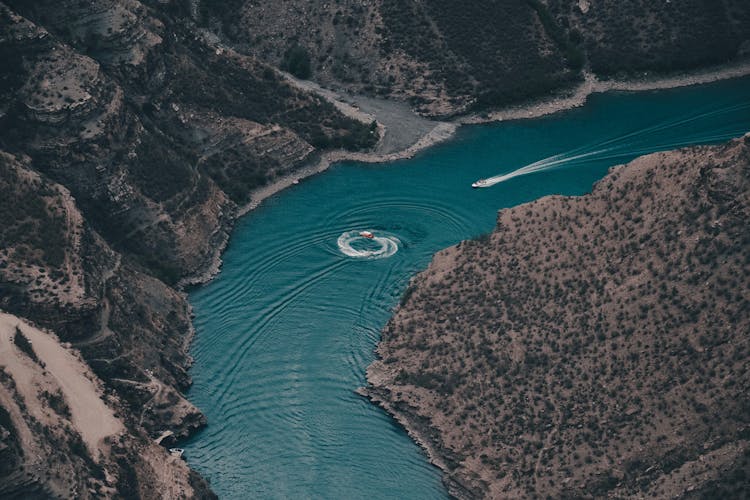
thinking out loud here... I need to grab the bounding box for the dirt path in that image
[76,254,121,347]
[0,312,123,455]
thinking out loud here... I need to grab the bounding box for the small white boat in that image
[359,231,374,239]
[169,448,185,458]
[472,179,491,188]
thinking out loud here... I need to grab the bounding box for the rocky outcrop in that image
[0,149,213,496]
[364,137,750,498]
[0,0,377,496]
[0,311,216,499]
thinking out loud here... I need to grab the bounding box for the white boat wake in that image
[337,231,400,259]
[473,101,750,188]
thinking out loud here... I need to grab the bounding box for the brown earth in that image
[0,0,376,496]
[363,137,750,498]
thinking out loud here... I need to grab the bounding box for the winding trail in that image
[75,254,121,347]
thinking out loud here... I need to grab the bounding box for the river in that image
[184,77,750,498]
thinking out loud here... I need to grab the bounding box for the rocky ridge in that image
[205,0,750,117]
[2,0,750,497]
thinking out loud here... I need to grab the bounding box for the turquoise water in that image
[185,77,750,498]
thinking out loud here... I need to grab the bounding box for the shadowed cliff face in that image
[202,0,750,117]
[0,0,377,496]
[547,0,750,75]
[365,137,750,498]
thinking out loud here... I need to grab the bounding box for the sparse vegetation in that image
[371,139,750,498]
[203,0,750,116]
[1,0,749,498]
[546,0,750,76]
[42,389,71,419]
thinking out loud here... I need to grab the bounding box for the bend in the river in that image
[184,77,750,499]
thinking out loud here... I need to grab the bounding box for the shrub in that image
[13,327,41,365]
[283,45,312,79]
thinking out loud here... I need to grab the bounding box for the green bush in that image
[282,45,312,79]
[14,327,40,365]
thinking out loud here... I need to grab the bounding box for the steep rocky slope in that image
[0,312,212,499]
[204,0,750,116]
[0,0,376,496]
[0,153,212,497]
[547,0,750,75]
[363,137,750,498]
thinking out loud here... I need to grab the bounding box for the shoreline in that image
[245,58,750,221]
[181,58,750,289]
[177,59,750,497]
[461,59,750,125]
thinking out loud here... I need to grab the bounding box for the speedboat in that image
[472,179,490,188]
[359,231,374,239]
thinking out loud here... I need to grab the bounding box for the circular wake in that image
[337,231,400,259]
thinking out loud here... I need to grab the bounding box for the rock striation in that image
[2,0,750,497]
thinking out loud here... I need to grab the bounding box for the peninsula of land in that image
[363,137,750,498]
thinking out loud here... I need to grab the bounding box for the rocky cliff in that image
[0,0,376,496]
[363,137,750,498]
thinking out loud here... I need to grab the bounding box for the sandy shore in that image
[461,60,750,125]
[238,121,456,217]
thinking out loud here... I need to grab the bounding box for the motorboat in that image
[359,231,374,239]
[472,179,491,188]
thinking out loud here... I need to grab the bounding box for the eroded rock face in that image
[2,0,376,283]
[547,0,750,75]
[0,312,215,499]
[0,151,213,496]
[365,138,750,498]
[207,0,750,117]
[2,0,748,496]
[0,1,377,496]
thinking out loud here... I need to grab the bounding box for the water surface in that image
[185,77,750,498]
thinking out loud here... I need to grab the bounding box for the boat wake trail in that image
[477,101,750,187]
[337,231,400,259]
